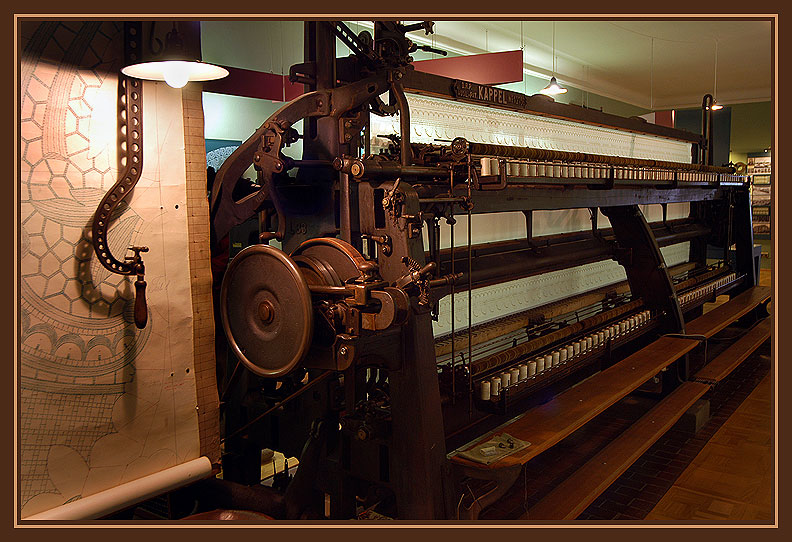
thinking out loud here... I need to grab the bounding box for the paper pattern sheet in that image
[19,22,201,517]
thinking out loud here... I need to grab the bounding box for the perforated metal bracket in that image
[91,21,149,329]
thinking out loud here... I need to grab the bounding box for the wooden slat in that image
[525,381,710,520]
[695,319,771,383]
[686,286,770,338]
[449,336,699,469]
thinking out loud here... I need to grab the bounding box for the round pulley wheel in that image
[220,245,313,378]
[291,238,368,284]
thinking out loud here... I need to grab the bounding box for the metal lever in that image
[360,233,392,256]
[415,44,447,56]
[126,246,149,329]
[395,258,436,306]
[401,21,435,34]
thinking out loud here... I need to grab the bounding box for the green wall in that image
[673,101,771,165]
[729,101,771,156]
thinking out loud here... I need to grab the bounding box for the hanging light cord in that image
[650,37,654,110]
[521,21,526,95]
[552,21,556,75]
[714,38,719,100]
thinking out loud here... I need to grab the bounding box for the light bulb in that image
[162,61,191,88]
[540,76,567,96]
[122,60,228,87]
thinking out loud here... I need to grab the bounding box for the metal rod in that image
[391,81,412,167]
[466,152,473,418]
[222,371,333,443]
[450,167,456,404]
[340,172,352,243]
[453,138,734,174]
[364,110,370,157]
[308,284,349,295]
[219,360,243,409]
[343,161,448,179]
[419,197,468,204]
[291,160,335,168]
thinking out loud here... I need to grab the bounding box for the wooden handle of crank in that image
[134,278,148,329]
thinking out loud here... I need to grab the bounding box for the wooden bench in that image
[685,286,770,338]
[449,335,699,469]
[694,318,771,384]
[519,287,771,519]
[524,381,710,520]
[449,285,771,520]
[526,317,770,520]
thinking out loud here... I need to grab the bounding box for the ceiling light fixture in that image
[540,21,567,96]
[121,22,228,89]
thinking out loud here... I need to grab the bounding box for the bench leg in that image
[450,464,522,520]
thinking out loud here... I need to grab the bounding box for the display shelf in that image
[748,156,772,238]
[752,173,771,186]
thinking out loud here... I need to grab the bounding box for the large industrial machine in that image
[207,21,769,520]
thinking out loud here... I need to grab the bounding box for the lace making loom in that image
[207,21,769,520]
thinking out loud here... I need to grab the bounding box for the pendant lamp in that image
[540,21,567,96]
[708,39,723,110]
[122,22,228,88]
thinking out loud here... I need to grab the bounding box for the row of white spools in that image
[479,158,745,184]
[678,273,736,306]
[479,309,653,402]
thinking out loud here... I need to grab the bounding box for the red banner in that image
[413,50,524,85]
[202,65,303,102]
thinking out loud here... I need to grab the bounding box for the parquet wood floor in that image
[645,373,773,521]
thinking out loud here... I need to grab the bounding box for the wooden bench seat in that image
[694,318,771,383]
[685,285,770,338]
[449,285,771,519]
[525,313,771,520]
[525,381,710,520]
[521,291,771,520]
[449,335,699,469]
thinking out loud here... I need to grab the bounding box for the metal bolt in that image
[258,301,274,324]
[339,346,349,356]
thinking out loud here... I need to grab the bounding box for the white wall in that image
[201,20,304,75]
[202,92,303,180]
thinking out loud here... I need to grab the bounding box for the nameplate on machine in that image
[452,80,527,109]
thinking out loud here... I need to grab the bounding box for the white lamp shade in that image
[122,60,229,88]
[539,76,567,96]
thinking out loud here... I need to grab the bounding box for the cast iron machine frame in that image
[208,20,756,520]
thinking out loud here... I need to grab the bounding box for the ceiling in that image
[396,19,772,110]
